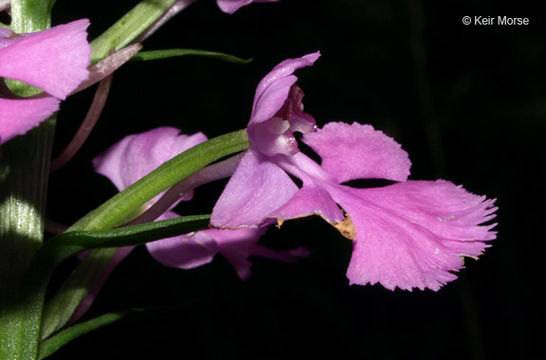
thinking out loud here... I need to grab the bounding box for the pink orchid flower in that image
[0,20,91,145]
[211,52,497,291]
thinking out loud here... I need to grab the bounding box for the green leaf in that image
[131,49,253,64]
[36,215,211,272]
[38,309,142,359]
[41,129,249,338]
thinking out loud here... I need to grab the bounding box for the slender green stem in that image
[90,0,178,62]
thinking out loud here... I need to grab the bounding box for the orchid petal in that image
[270,183,344,224]
[93,127,207,198]
[217,0,280,14]
[0,97,59,145]
[329,181,496,291]
[250,52,320,126]
[303,122,412,183]
[147,218,267,280]
[211,149,299,227]
[0,19,91,99]
[209,228,265,279]
[146,212,218,269]
[353,180,497,240]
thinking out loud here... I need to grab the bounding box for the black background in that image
[43,0,545,359]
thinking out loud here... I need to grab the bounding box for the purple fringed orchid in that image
[0,20,91,145]
[217,0,280,14]
[210,52,498,291]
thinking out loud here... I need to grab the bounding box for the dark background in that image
[45,0,544,359]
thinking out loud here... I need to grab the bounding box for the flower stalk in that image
[0,117,56,360]
[90,0,179,62]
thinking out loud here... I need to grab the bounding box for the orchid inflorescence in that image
[0,0,496,359]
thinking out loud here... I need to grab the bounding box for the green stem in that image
[0,3,54,357]
[10,0,56,33]
[90,0,178,62]
[0,118,56,360]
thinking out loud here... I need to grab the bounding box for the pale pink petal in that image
[0,19,91,99]
[93,127,207,196]
[216,0,279,14]
[146,212,218,269]
[148,219,269,280]
[329,182,496,291]
[303,122,412,183]
[211,149,299,227]
[0,97,59,145]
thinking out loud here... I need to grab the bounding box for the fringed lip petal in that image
[351,180,498,241]
[0,97,59,144]
[303,122,412,183]
[329,181,496,291]
[0,19,91,99]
